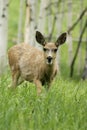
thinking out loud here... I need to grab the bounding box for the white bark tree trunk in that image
[24,0,30,44]
[17,0,25,44]
[78,0,84,74]
[37,0,49,33]
[0,0,8,75]
[28,0,36,46]
[67,0,73,66]
[56,1,65,66]
[36,0,49,48]
[24,0,37,46]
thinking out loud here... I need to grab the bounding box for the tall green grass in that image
[0,74,87,130]
[0,1,86,130]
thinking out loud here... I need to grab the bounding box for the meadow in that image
[0,1,87,130]
[0,73,87,130]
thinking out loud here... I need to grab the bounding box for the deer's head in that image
[36,31,67,65]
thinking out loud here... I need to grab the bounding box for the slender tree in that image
[70,20,87,77]
[24,0,37,46]
[82,26,87,80]
[78,0,84,74]
[24,0,30,44]
[0,0,9,75]
[56,0,65,65]
[37,0,50,33]
[28,0,36,46]
[34,0,50,49]
[67,0,73,66]
[17,0,25,44]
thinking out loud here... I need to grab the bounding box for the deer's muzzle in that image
[46,56,53,65]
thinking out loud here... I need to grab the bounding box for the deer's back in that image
[20,46,45,81]
[8,43,45,81]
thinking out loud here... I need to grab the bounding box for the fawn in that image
[8,31,67,94]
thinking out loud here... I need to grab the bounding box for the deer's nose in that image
[47,56,53,63]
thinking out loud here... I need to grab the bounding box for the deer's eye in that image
[43,48,49,52]
[43,48,46,51]
[53,49,57,53]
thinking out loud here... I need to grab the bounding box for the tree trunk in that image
[82,19,87,80]
[36,0,49,49]
[67,0,73,66]
[28,0,37,46]
[78,0,84,74]
[17,0,25,44]
[24,0,30,44]
[56,1,65,66]
[0,0,8,75]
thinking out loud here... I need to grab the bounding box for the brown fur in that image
[8,31,67,94]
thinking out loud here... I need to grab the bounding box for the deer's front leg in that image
[34,79,42,95]
[11,70,20,88]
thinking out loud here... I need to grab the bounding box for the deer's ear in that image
[55,32,67,47]
[36,31,46,46]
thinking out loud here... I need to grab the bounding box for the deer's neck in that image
[45,62,55,76]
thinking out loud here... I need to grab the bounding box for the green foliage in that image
[0,74,87,130]
[8,0,25,48]
[4,1,87,129]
